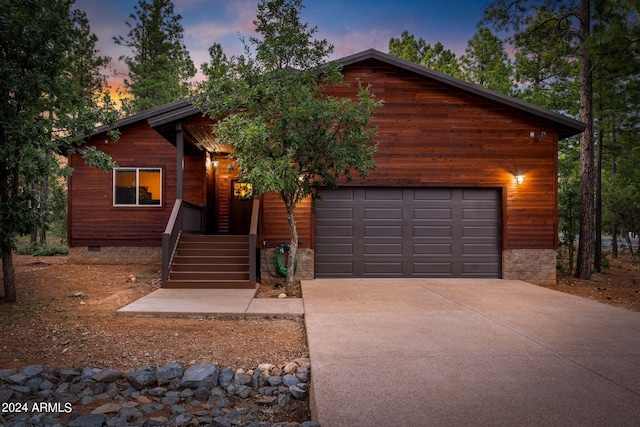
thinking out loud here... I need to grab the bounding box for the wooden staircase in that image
[162,234,256,289]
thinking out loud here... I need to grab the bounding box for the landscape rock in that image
[0,360,313,427]
[289,384,308,400]
[180,363,218,388]
[5,373,27,385]
[218,367,234,387]
[21,365,44,378]
[283,362,298,374]
[92,368,122,383]
[283,374,299,387]
[0,389,13,404]
[67,414,108,427]
[157,361,183,382]
[128,365,157,390]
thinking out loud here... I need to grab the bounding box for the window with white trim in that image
[113,168,162,206]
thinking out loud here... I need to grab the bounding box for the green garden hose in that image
[276,242,298,276]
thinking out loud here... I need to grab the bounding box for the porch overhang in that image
[148,104,232,155]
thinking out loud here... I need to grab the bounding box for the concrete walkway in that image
[302,279,640,427]
[117,288,304,318]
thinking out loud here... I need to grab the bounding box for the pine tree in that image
[484,0,595,280]
[460,27,514,94]
[114,0,196,114]
[1,0,117,302]
[389,31,462,77]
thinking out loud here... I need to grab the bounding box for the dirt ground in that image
[2,252,640,422]
[551,253,640,312]
[0,255,311,422]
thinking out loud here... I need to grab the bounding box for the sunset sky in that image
[75,0,492,92]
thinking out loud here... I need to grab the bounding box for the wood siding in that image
[69,122,204,247]
[259,193,312,249]
[71,57,565,252]
[259,59,559,250]
[333,59,558,250]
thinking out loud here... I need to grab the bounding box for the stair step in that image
[172,256,249,265]
[178,241,249,250]
[169,271,250,281]
[162,280,257,290]
[164,234,254,289]
[171,263,249,272]
[174,248,248,257]
[180,234,249,243]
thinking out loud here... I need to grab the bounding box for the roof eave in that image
[89,98,195,138]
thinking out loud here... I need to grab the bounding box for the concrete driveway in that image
[301,279,640,427]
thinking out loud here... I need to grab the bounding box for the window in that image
[113,168,162,206]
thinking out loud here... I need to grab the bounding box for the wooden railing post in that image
[249,196,260,283]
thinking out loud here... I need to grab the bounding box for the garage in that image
[315,187,501,278]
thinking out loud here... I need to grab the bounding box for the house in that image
[68,49,585,287]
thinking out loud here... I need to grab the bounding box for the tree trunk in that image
[284,197,298,296]
[594,127,603,272]
[568,239,574,274]
[611,132,618,259]
[621,221,635,262]
[1,248,16,303]
[575,0,594,279]
[39,173,48,245]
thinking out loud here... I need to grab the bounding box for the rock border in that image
[0,360,319,427]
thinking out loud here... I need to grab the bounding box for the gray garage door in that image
[315,188,501,278]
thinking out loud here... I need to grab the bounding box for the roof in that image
[90,49,585,142]
[92,98,195,136]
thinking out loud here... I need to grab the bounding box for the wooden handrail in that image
[162,199,183,283]
[162,199,204,283]
[249,196,260,283]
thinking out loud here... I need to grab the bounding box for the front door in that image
[230,181,253,234]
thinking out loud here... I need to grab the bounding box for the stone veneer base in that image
[260,248,314,281]
[502,248,556,286]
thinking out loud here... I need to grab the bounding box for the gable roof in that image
[338,49,585,140]
[91,49,585,142]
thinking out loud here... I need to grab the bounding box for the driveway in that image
[301,279,640,427]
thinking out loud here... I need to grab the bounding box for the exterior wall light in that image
[516,174,525,184]
[208,152,220,168]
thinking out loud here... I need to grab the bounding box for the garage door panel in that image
[316,225,354,237]
[315,262,354,276]
[414,188,453,200]
[364,243,403,255]
[414,262,454,275]
[413,243,452,255]
[462,188,497,200]
[462,243,499,255]
[413,208,452,220]
[364,262,403,275]
[315,187,501,279]
[364,225,403,237]
[462,262,501,275]
[316,242,354,255]
[364,188,403,201]
[364,208,403,220]
[316,207,353,220]
[413,226,452,238]
[463,208,499,220]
